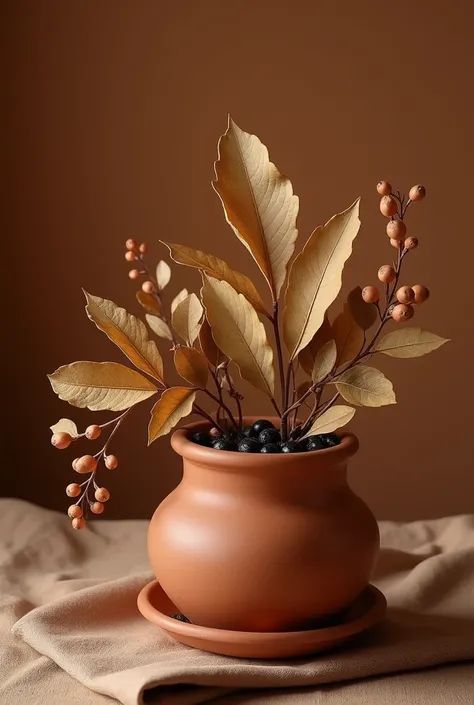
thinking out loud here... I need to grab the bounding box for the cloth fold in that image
[2,499,474,705]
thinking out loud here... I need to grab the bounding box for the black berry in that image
[190,432,212,446]
[260,443,281,454]
[237,437,261,453]
[280,440,301,453]
[290,426,304,440]
[212,438,236,451]
[243,425,258,438]
[306,435,327,451]
[258,428,281,445]
[252,419,274,435]
[320,433,340,447]
[169,613,191,623]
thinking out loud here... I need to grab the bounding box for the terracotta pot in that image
[148,417,380,632]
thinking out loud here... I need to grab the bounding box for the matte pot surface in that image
[148,417,380,631]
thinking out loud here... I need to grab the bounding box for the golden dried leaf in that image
[146,314,173,342]
[48,361,157,411]
[174,346,209,388]
[84,291,164,383]
[335,365,396,407]
[373,328,450,358]
[212,117,299,299]
[136,290,162,317]
[201,274,274,397]
[171,288,188,315]
[302,405,356,438]
[50,418,79,438]
[332,309,364,367]
[312,339,337,383]
[156,260,171,290]
[298,315,333,376]
[347,286,377,331]
[163,241,268,315]
[171,293,203,345]
[199,318,225,368]
[148,387,196,445]
[283,199,361,360]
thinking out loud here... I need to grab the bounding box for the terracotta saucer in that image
[137,580,387,659]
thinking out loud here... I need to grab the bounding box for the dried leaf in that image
[347,286,377,331]
[84,291,164,383]
[332,309,364,367]
[201,274,274,397]
[298,315,333,376]
[48,361,157,411]
[171,288,188,314]
[50,418,79,438]
[302,405,356,438]
[136,290,162,317]
[312,339,337,383]
[199,318,225,368]
[171,293,203,345]
[174,346,209,388]
[163,241,268,315]
[156,260,171,290]
[148,387,196,445]
[335,365,396,407]
[373,328,450,358]
[146,314,174,342]
[212,117,299,299]
[283,199,361,360]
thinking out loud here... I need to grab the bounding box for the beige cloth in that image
[1,499,473,705]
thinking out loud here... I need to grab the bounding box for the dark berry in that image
[237,438,261,453]
[243,425,258,438]
[280,440,302,453]
[290,426,304,440]
[260,443,281,454]
[306,435,327,451]
[169,613,191,623]
[320,433,340,447]
[258,428,281,445]
[190,431,212,446]
[212,438,236,451]
[252,419,274,434]
[226,426,241,439]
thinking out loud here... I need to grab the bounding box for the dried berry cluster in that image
[49,118,449,527]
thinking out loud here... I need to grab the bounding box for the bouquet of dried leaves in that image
[49,118,449,529]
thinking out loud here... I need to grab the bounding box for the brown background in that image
[3,0,473,520]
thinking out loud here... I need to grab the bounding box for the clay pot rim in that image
[171,417,359,470]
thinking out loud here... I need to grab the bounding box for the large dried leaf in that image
[302,405,356,438]
[50,418,79,438]
[347,286,377,331]
[212,117,299,299]
[146,314,173,342]
[298,315,333,376]
[373,328,450,358]
[312,339,337,383]
[199,318,225,368]
[171,288,188,314]
[201,274,274,397]
[136,290,162,317]
[84,292,164,383]
[174,346,209,388]
[156,261,171,290]
[48,362,157,411]
[335,365,396,407]
[332,309,364,367]
[163,241,268,315]
[148,387,196,445]
[171,293,203,345]
[283,199,361,360]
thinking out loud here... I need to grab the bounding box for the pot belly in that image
[148,487,379,631]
